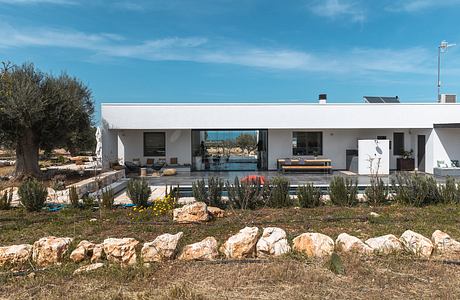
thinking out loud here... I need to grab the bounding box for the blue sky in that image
[1,0,460,121]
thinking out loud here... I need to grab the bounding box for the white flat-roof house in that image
[101,100,460,175]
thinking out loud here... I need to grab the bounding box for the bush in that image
[226,177,266,210]
[18,178,48,212]
[82,193,95,209]
[152,194,176,217]
[192,177,225,209]
[439,177,460,204]
[127,179,151,207]
[364,178,389,206]
[297,183,322,208]
[329,176,358,207]
[68,186,79,208]
[0,187,13,210]
[268,176,292,208]
[50,174,66,191]
[391,173,442,206]
[101,188,114,210]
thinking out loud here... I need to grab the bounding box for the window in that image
[292,132,322,156]
[144,132,165,156]
[393,132,404,155]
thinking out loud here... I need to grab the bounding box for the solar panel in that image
[364,96,400,103]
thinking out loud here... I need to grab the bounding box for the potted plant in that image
[397,149,415,171]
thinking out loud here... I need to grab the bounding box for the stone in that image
[178,237,218,261]
[103,238,139,266]
[70,240,96,263]
[0,244,33,269]
[141,232,183,262]
[431,230,460,256]
[335,233,373,255]
[162,168,177,176]
[256,227,291,257]
[369,212,380,218]
[365,234,403,255]
[32,236,73,267]
[208,206,225,218]
[173,202,210,223]
[292,233,335,258]
[73,263,104,275]
[220,227,259,259]
[91,244,104,263]
[399,230,433,258]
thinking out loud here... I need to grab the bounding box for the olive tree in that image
[0,62,94,178]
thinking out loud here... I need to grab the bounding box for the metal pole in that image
[437,45,441,101]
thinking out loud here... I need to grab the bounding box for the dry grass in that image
[0,166,14,177]
[1,205,460,299]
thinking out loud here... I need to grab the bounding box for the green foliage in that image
[192,177,225,209]
[18,178,48,212]
[329,176,358,207]
[0,187,13,210]
[68,186,79,208]
[82,193,95,209]
[326,252,345,275]
[101,188,114,210]
[297,183,322,208]
[267,176,292,208]
[226,177,266,210]
[391,173,442,206]
[127,179,151,207]
[364,178,389,206]
[50,174,66,191]
[439,177,460,204]
[0,62,94,177]
[165,184,180,204]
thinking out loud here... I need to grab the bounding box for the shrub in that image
[268,176,292,208]
[192,177,225,209]
[18,178,48,212]
[0,187,13,210]
[226,177,266,210]
[165,184,181,203]
[152,194,176,217]
[127,179,151,207]
[364,178,389,206]
[101,188,114,210]
[50,174,66,191]
[297,183,322,208]
[82,193,95,209]
[391,173,442,206]
[68,186,79,208]
[439,177,460,204]
[329,176,358,207]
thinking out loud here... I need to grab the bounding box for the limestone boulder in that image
[220,227,259,259]
[0,244,33,269]
[208,206,225,218]
[256,227,291,257]
[162,169,177,176]
[431,230,460,256]
[141,232,183,262]
[335,233,373,255]
[103,238,139,266]
[73,263,104,275]
[365,234,403,255]
[400,230,433,258]
[32,236,73,267]
[178,237,218,261]
[70,240,96,263]
[292,233,335,258]
[91,244,104,263]
[173,202,210,223]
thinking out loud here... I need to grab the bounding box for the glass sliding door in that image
[191,129,268,171]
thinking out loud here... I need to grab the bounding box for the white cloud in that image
[0,22,448,76]
[387,0,460,12]
[0,0,77,4]
[308,0,366,23]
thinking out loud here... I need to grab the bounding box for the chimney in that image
[318,94,327,104]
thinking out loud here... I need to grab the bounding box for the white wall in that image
[432,128,460,170]
[358,140,390,175]
[117,129,191,165]
[102,103,460,130]
[101,124,118,169]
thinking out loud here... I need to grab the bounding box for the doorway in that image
[191,129,268,171]
[417,135,426,172]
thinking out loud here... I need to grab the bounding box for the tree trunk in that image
[14,129,41,179]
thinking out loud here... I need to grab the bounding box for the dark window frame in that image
[393,132,404,156]
[143,132,166,157]
[292,131,323,156]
